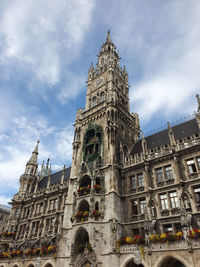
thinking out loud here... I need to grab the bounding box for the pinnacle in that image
[33,140,39,154]
[27,140,39,165]
[106,29,112,43]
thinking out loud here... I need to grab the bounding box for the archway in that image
[160,257,185,267]
[125,259,144,267]
[74,228,90,255]
[44,264,53,267]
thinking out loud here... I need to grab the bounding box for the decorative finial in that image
[196,94,200,112]
[142,132,145,139]
[167,122,176,147]
[106,29,112,43]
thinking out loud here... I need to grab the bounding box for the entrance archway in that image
[160,257,185,267]
[125,259,144,267]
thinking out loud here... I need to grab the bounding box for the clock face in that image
[95,77,104,88]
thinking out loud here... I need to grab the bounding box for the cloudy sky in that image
[0,0,200,205]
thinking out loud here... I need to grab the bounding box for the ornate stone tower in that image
[19,140,39,195]
[62,31,140,266]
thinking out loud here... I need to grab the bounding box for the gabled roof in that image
[131,119,199,155]
[38,167,71,190]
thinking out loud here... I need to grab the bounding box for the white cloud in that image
[57,72,86,104]
[100,0,200,123]
[0,114,74,202]
[0,195,12,206]
[0,0,94,97]
[54,126,74,161]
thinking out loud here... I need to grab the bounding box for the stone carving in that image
[110,218,117,251]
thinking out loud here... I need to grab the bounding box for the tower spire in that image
[27,140,40,166]
[106,29,112,43]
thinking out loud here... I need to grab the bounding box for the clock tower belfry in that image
[86,30,131,113]
[63,31,140,266]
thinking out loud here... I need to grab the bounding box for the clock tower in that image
[62,31,140,266]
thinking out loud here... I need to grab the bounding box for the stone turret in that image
[19,140,39,194]
[195,93,200,130]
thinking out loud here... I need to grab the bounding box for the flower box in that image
[150,232,183,243]
[75,211,89,221]
[117,235,145,246]
[189,228,200,239]
[77,185,91,196]
[93,184,101,192]
[93,210,100,217]
[0,231,16,238]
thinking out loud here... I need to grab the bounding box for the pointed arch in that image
[155,253,189,267]
[79,175,91,188]
[123,257,145,267]
[76,256,95,267]
[73,227,90,255]
[78,199,90,212]
[123,145,129,162]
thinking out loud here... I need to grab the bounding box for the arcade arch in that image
[124,259,144,267]
[158,257,186,267]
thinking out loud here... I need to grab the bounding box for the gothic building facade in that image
[1,31,200,267]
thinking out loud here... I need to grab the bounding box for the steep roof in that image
[0,204,11,212]
[38,167,71,190]
[131,119,199,155]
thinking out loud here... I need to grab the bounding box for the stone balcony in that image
[120,239,200,253]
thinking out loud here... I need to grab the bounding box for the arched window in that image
[79,175,91,188]
[74,228,90,254]
[95,202,99,210]
[78,176,91,196]
[100,91,105,102]
[92,96,97,107]
[78,200,90,213]
[75,200,90,222]
[123,146,128,162]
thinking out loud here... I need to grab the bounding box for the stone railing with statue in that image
[122,135,200,168]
